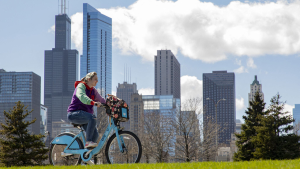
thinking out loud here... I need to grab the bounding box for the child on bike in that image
[67,72,106,148]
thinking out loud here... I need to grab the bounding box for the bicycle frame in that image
[51,117,126,163]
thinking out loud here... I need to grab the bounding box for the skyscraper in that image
[130,93,144,135]
[116,82,138,130]
[203,71,235,146]
[293,104,300,135]
[0,69,41,135]
[44,12,79,139]
[248,75,264,105]
[80,3,112,98]
[154,50,180,99]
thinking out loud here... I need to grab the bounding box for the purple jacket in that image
[67,81,106,114]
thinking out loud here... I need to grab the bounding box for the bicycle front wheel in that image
[105,131,142,164]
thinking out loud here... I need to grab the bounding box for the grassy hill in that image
[2,159,300,169]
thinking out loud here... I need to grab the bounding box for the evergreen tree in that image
[234,92,266,161]
[252,93,300,160]
[0,101,48,166]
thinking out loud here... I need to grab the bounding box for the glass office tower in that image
[0,69,41,135]
[80,3,112,97]
[203,71,236,146]
[293,104,300,135]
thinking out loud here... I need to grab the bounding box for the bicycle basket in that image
[116,107,129,122]
[105,94,129,122]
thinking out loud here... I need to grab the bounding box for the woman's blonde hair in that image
[81,72,97,83]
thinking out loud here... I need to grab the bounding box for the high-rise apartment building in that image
[80,3,112,98]
[248,75,264,105]
[0,69,41,135]
[44,13,79,139]
[116,82,138,130]
[203,71,235,146]
[293,104,300,135]
[130,93,144,135]
[154,50,180,99]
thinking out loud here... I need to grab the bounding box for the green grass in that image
[2,159,300,169]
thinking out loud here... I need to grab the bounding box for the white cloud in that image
[70,13,83,54]
[235,58,242,66]
[283,103,295,114]
[181,75,202,103]
[236,97,245,111]
[48,25,55,34]
[112,90,116,96]
[138,88,154,95]
[233,66,248,74]
[137,76,202,104]
[66,0,300,62]
[247,57,257,68]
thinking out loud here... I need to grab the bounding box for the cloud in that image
[181,75,203,103]
[235,58,242,66]
[66,0,300,61]
[48,25,55,34]
[247,57,257,68]
[70,13,83,53]
[233,66,248,74]
[137,75,202,103]
[283,103,295,114]
[112,90,116,96]
[236,97,245,111]
[138,88,154,95]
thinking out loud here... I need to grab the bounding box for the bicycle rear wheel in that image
[105,131,142,164]
[49,133,83,166]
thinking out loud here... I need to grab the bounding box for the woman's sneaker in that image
[85,141,97,148]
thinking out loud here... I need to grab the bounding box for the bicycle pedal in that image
[61,152,73,157]
[86,147,94,150]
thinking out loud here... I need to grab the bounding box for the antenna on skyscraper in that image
[64,0,66,14]
[130,67,131,84]
[61,0,63,14]
[124,64,125,82]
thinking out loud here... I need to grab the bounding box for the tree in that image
[174,98,201,162]
[202,115,219,161]
[0,101,48,166]
[252,93,300,160]
[95,106,109,164]
[234,91,266,161]
[143,110,175,163]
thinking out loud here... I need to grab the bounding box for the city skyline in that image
[0,0,299,122]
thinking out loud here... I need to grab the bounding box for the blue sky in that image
[0,0,299,122]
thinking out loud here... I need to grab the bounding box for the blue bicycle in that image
[49,105,142,165]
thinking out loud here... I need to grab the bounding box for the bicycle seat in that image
[71,123,84,128]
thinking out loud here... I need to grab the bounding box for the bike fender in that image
[51,135,80,149]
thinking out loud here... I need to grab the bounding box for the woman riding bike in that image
[67,72,106,148]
